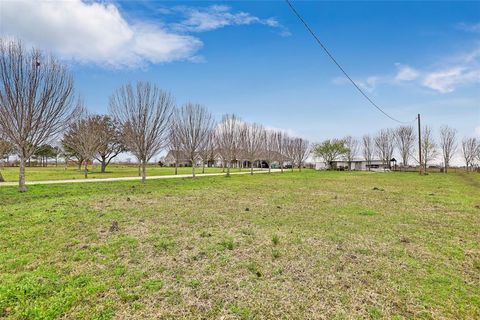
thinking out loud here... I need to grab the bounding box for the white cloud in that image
[394,64,420,81]
[173,5,290,36]
[334,46,480,94]
[0,0,203,67]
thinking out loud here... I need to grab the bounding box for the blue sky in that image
[1,0,479,150]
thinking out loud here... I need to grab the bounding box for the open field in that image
[0,165,252,183]
[0,171,479,319]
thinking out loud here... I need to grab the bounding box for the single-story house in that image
[315,159,391,171]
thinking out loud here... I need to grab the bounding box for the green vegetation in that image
[1,170,479,319]
[0,165,250,182]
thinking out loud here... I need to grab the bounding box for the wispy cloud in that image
[172,5,290,36]
[457,22,480,33]
[333,45,480,94]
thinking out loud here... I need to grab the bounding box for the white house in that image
[315,159,392,171]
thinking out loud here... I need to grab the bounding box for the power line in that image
[285,0,416,124]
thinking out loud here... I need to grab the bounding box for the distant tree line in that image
[313,125,480,173]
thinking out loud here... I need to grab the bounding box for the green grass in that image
[0,170,479,319]
[0,164,251,182]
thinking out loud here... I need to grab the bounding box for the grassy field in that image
[0,165,249,182]
[0,171,479,319]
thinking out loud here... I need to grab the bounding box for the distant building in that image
[315,159,390,171]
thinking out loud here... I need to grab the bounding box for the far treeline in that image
[0,40,310,192]
[314,125,479,173]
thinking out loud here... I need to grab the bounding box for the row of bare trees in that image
[0,39,311,191]
[314,124,479,172]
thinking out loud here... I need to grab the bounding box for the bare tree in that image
[362,134,374,171]
[439,125,457,173]
[241,122,265,174]
[374,129,395,169]
[62,106,103,178]
[109,82,174,182]
[292,137,310,171]
[395,125,415,167]
[214,114,242,177]
[420,125,437,172]
[343,136,359,171]
[199,128,215,174]
[462,137,478,172]
[168,117,183,175]
[284,136,296,171]
[274,130,287,173]
[94,115,126,173]
[0,39,75,192]
[174,103,214,177]
[261,129,278,173]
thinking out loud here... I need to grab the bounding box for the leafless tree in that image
[362,134,374,171]
[62,105,103,178]
[420,125,437,172]
[215,114,242,177]
[343,135,359,170]
[174,103,214,177]
[462,137,478,172]
[284,136,297,171]
[395,125,415,167]
[261,129,278,173]
[168,117,183,175]
[374,129,395,169]
[199,128,215,174]
[109,82,174,182]
[0,39,75,192]
[94,115,126,173]
[274,130,287,173]
[292,137,310,171]
[241,122,265,174]
[439,125,457,173]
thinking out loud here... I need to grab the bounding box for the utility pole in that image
[417,114,422,175]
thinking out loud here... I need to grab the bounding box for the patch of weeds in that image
[272,234,280,245]
[143,279,163,292]
[367,306,383,319]
[219,237,235,251]
[372,187,384,191]
[272,249,281,259]
[245,261,262,278]
[241,228,255,236]
[230,303,254,320]
[117,288,140,303]
[154,238,176,251]
[188,278,201,289]
[358,209,377,216]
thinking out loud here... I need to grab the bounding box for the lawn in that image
[0,165,250,182]
[0,171,479,319]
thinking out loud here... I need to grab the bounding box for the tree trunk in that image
[202,162,205,174]
[0,166,4,183]
[19,156,27,192]
[138,163,141,176]
[268,161,271,173]
[101,156,107,173]
[250,161,254,175]
[299,162,302,172]
[192,162,196,178]
[84,161,88,179]
[77,160,82,170]
[141,160,147,183]
[226,161,230,177]
[280,161,284,173]
[175,161,178,175]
